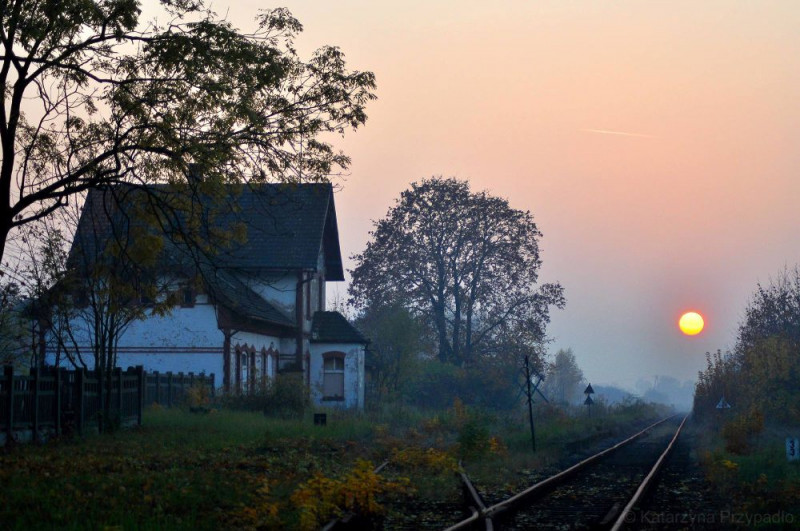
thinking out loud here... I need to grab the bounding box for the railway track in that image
[447,415,688,531]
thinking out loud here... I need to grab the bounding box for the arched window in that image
[322,353,345,400]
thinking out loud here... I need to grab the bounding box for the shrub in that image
[219,373,309,417]
[401,360,518,411]
[722,409,764,455]
[390,447,459,474]
[183,381,213,410]
[457,417,491,460]
[290,459,409,530]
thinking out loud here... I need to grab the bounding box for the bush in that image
[290,459,410,530]
[184,381,213,410]
[401,360,518,411]
[458,417,491,460]
[219,373,309,417]
[722,409,764,455]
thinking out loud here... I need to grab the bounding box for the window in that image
[241,351,249,393]
[180,285,195,307]
[322,355,345,400]
[305,279,311,320]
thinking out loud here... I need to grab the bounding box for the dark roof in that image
[204,268,294,328]
[74,182,344,280]
[213,184,344,280]
[311,311,368,344]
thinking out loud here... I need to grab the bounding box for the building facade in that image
[46,183,367,409]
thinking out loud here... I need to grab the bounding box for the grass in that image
[0,406,381,530]
[698,422,800,521]
[0,401,671,530]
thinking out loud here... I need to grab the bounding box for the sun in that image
[679,311,704,336]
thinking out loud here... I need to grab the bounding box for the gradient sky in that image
[188,1,800,389]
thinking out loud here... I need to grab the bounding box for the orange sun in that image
[679,311,704,336]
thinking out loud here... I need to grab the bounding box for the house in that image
[46,182,368,409]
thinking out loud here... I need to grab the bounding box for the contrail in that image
[580,128,654,138]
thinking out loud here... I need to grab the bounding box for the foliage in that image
[701,436,800,516]
[290,459,410,530]
[219,373,310,417]
[0,1,376,264]
[695,267,800,424]
[349,177,564,366]
[542,348,585,405]
[457,417,491,460]
[721,409,764,455]
[183,381,213,410]
[390,447,459,474]
[356,303,425,404]
[400,359,519,410]
[737,266,800,352]
[0,282,29,367]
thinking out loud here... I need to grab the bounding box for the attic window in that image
[180,285,195,307]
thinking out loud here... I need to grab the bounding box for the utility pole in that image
[521,355,547,453]
[525,355,536,452]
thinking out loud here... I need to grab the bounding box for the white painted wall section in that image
[309,342,365,409]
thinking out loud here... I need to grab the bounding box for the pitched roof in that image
[311,311,369,344]
[73,183,344,280]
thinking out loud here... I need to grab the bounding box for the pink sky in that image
[204,1,800,389]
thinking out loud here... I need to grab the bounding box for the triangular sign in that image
[584,395,594,406]
[584,384,595,395]
[716,396,731,409]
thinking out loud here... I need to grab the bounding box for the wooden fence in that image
[0,366,214,444]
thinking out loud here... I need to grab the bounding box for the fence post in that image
[137,366,144,426]
[54,368,63,437]
[75,368,84,436]
[153,371,160,405]
[116,368,123,420]
[167,372,173,408]
[31,367,39,443]
[4,366,13,441]
[210,373,215,398]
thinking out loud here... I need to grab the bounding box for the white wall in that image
[309,342,365,409]
[46,303,225,382]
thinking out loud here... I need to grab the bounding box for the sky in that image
[187,1,800,390]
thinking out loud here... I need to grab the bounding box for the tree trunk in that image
[0,216,10,267]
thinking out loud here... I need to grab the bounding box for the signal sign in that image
[787,438,799,462]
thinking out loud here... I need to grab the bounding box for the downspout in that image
[295,270,315,375]
[222,329,231,393]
